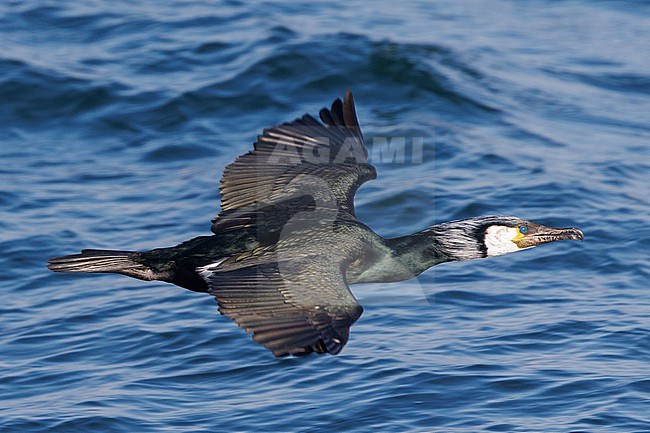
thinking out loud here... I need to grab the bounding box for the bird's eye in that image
[519,226,528,234]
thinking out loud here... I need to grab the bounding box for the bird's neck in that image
[389,224,483,272]
[350,222,486,284]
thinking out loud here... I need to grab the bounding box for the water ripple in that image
[1,1,649,432]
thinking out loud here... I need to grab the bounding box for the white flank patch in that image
[484,226,521,257]
[198,257,227,279]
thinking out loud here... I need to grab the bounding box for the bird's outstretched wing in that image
[199,256,363,356]
[213,91,376,234]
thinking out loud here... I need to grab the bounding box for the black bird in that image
[48,91,584,357]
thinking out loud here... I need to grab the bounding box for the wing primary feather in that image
[319,106,336,127]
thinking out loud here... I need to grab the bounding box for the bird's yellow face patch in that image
[511,228,527,247]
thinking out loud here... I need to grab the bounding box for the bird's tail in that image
[47,249,155,281]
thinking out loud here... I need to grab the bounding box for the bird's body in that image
[49,92,584,356]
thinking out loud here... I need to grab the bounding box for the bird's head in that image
[429,216,584,261]
[480,216,584,257]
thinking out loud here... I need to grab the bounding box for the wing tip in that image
[318,90,360,130]
[344,89,354,109]
[269,337,342,357]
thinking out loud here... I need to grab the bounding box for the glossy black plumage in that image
[48,92,584,357]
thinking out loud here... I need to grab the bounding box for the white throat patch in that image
[484,225,521,257]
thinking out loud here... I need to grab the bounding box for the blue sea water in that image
[1,1,649,431]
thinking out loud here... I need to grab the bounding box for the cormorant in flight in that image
[48,91,584,356]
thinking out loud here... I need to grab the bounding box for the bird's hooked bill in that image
[514,225,584,248]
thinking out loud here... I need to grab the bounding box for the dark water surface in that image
[1,1,649,432]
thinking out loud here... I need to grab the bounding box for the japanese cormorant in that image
[48,91,584,356]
